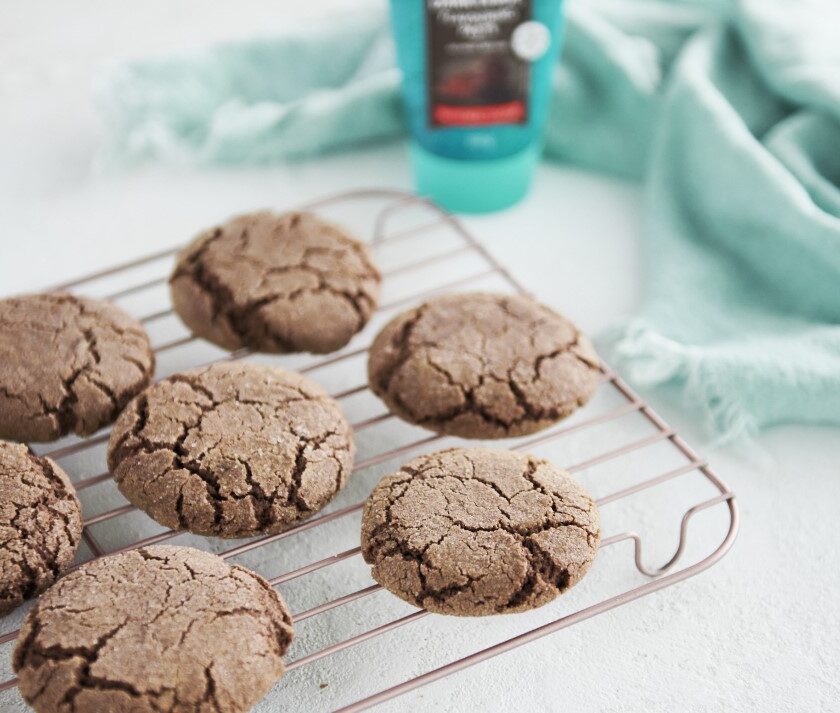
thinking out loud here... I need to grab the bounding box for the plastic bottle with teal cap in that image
[390,0,564,214]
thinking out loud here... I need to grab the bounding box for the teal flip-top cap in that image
[410,143,540,214]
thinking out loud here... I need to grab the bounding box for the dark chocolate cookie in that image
[0,440,83,615]
[107,362,355,538]
[14,545,294,713]
[361,448,600,616]
[0,292,155,442]
[170,211,381,354]
[368,292,601,439]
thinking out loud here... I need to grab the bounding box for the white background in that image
[1,1,838,711]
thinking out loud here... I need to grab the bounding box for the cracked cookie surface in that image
[0,440,83,615]
[367,292,601,439]
[170,211,381,354]
[361,448,600,616]
[107,362,355,538]
[0,293,155,442]
[13,545,294,713]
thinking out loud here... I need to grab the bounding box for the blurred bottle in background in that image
[390,0,565,213]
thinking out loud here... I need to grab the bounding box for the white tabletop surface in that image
[1,2,838,712]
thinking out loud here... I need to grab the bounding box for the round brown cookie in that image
[0,292,155,442]
[13,545,294,713]
[368,292,601,439]
[0,440,83,615]
[361,448,600,616]
[170,210,381,354]
[107,362,355,538]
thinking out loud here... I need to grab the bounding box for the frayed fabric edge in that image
[605,321,759,445]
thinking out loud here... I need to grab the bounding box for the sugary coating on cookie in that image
[170,211,381,354]
[107,362,355,538]
[0,440,83,615]
[361,448,600,616]
[0,293,155,442]
[13,545,294,713]
[368,292,601,439]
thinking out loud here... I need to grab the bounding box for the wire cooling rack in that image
[0,188,737,711]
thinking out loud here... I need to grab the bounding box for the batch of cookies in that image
[0,210,602,712]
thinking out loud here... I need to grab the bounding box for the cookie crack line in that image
[417,359,527,431]
[1,444,82,614]
[362,449,600,615]
[21,618,132,709]
[112,393,343,515]
[14,547,294,713]
[234,215,379,284]
[239,248,379,310]
[367,466,597,553]
[416,341,592,424]
[287,439,310,514]
[180,229,272,348]
[170,211,380,353]
[237,455,273,529]
[108,364,354,538]
[0,293,153,441]
[369,293,601,439]
[236,279,370,337]
[114,395,229,528]
[56,297,139,432]
[507,539,572,610]
[376,303,430,396]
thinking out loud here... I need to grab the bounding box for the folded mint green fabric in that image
[98,0,840,440]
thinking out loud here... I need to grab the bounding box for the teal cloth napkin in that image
[97,0,840,441]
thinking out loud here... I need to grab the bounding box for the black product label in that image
[425,0,532,128]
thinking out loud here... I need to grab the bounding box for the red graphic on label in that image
[432,101,526,126]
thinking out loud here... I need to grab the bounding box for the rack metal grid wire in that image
[0,188,738,711]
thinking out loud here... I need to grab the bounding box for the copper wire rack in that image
[0,188,738,711]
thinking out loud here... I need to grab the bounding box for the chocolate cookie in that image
[0,440,83,615]
[13,545,294,713]
[170,210,381,354]
[0,292,155,442]
[361,448,600,616]
[368,293,601,439]
[107,362,355,538]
